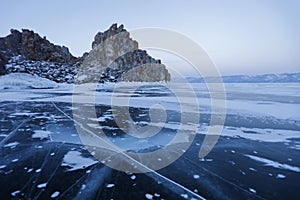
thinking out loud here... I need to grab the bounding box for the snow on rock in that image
[61,151,98,171]
[5,56,78,84]
[1,25,170,84]
[0,73,58,89]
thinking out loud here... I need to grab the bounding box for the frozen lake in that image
[0,81,299,199]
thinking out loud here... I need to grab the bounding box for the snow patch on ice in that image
[0,165,6,169]
[154,193,160,197]
[32,130,51,140]
[221,126,300,143]
[180,193,188,199]
[35,168,41,173]
[50,191,60,198]
[276,174,286,179]
[61,151,98,171]
[0,73,58,89]
[245,154,300,172]
[106,183,115,188]
[145,193,153,199]
[27,168,33,173]
[193,174,200,179]
[37,182,47,188]
[4,141,19,148]
[249,188,256,193]
[11,190,20,196]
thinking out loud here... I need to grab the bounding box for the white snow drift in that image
[0,73,58,89]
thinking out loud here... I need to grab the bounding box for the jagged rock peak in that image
[0,29,77,64]
[1,24,171,83]
[92,23,128,49]
[79,23,171,83]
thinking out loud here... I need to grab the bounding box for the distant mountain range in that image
[181,72,300,83]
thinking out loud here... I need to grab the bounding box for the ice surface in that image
[0,81,299,199]
[0,82,299,121]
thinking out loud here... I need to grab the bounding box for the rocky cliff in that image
[0,29,77,75]
[0,24,171,83]
[78,24,170,83]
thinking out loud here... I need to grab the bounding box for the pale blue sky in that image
[1,0,299,75]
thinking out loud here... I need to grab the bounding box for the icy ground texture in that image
[0,73,58,89]
[0,82,299,199]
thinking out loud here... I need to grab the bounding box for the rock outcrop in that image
[78,23,170,83]
[5,55,77,83]
[0,24,171,83]
[0,29,77,75]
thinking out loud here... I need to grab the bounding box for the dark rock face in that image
[0,54,6,75]
[0,29,77,63]
[0,29,77,76]
[0,24,171,83]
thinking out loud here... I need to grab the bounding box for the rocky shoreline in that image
[0,24,170,83]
